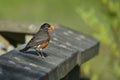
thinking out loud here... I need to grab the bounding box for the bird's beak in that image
[49,26,55,30]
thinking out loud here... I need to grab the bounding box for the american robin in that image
[20,23,55,58]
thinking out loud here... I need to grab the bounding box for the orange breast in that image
[40,41,49,49]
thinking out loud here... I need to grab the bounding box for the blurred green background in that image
[0,0,120,80]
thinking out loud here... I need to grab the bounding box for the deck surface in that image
[0,22,99,80]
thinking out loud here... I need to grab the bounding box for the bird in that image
[20,23,55,58]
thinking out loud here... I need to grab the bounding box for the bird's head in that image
[40,23,55,31]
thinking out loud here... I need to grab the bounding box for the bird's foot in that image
[41,56,45,59]
[38,55,45,59]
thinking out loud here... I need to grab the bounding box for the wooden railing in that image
[0,21,99,80]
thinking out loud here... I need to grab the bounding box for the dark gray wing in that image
[25,30,49,48]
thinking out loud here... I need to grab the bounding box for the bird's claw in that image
[38,55,45,59]
[41,56,45,59]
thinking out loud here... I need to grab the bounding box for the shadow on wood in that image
[61,65,80,80]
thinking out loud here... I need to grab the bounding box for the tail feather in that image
[19,47,30,52]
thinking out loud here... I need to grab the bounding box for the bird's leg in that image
[39,48,45,59]
[35,46,45,58]
[35,48,41,56]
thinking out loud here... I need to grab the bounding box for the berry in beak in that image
[49,26,55,30]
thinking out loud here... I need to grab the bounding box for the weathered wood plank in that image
[0,32,25,47]
[0,21,39,34]
[0,21,99,80]
[51,26,99,64]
